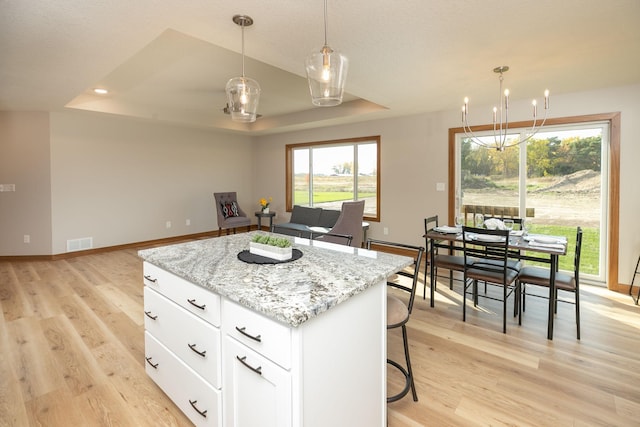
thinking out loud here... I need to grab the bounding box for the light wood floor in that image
[1,246,639,426]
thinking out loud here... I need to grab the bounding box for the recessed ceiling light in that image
[93,88,109,95]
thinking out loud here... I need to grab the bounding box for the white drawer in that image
[145,332,221,427]
[223,299,292,370]
[144,286,221,389]
[143,262,220,327]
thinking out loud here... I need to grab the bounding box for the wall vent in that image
[67,237,93,252]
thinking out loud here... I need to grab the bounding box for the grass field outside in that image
[293,174,377,213]
[462,171,602,275]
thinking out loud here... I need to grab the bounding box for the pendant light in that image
[225,15,261,123]
[305,0,348,106]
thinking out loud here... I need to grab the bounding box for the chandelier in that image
[462,66,549,151]
[305,0,348,106]
[225,15,261,123]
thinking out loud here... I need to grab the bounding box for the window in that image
[286,136,380,221]
[449,113,621,288]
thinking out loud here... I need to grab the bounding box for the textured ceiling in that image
[1,0,639,135]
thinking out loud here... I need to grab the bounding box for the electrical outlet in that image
[383,227,389,235]
[166,221,172,229]
[24,234,30,243]
[186,219,191,226]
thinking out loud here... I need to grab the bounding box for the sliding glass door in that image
[454,122,609,282]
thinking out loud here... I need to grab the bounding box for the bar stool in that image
[367,238,424,402]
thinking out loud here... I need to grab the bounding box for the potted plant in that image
[259,197,272,213]
[249,234,293,261]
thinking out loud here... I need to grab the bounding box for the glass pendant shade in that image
[305,45,348,106]
[225,76,261,123]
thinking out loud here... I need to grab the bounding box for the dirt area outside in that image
[462,170,601,228]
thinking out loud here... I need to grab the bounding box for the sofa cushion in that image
[289,206,322,226]
[318,209,341,228]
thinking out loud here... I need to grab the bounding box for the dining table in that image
[425,226,568,340]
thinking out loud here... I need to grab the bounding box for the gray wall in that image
[0,112,52,255]
[1,83,639,285]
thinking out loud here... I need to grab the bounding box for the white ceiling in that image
[2,0,639,135]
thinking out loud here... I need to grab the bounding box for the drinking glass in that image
[503,219,514,232]
[474,213,484,228]
[522,219,531,235]
[455,214,464,228]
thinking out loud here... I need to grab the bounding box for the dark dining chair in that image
[366,238,424,402]
[518,227,583,339]
[310,231,353,246]
[462,226,522,333]
[423,215,468,299]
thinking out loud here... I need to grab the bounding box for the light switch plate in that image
[436,182,445,191]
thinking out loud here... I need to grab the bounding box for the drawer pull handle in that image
[189,400,208,418]
[188,343,207,357]
[237,356,262,376]
[187,298,206,310]
[235,326,262,342]
[145,357,158,369]
[143,275,157,283]
[144,311,158,320]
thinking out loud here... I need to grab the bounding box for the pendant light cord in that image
[323,0,328,46]
[241,21,246,78]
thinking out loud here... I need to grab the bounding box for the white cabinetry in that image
[143,262,222,426]
[223,335,292,427]
[143,261,387,427]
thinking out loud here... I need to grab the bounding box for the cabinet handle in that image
[187,298,206,310]
[144,311,157,320]
[236,356,262,376]
[235,326,262,342]
[143,275,157,283]
[189,400,208,418]
[188,343,207,357]
[145,356,158,369]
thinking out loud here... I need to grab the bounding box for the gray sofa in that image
[271,205,341,238]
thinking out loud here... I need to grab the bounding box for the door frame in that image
[448,112,621,290]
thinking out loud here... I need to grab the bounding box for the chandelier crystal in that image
[462,66,549,151]
[225,15,261,123]
[305,0,348,106]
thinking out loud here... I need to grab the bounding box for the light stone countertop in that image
[138,232,413,327]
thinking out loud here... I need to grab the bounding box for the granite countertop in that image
[138,232,412,327]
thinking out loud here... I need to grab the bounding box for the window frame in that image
[285,135,381,222]
[448,112,621,290]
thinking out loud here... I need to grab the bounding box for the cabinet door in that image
[223,336,291,427]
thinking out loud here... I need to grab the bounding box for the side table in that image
[255,211,276,231]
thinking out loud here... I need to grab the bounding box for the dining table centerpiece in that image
[259,197,272,213]
[249,233,292,260]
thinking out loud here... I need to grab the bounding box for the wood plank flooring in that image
[1,246,639,426]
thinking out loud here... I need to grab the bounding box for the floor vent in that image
[67,237,93,252]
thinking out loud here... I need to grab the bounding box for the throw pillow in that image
[221,201,240,218]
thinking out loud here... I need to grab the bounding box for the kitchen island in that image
[139,232,412,427]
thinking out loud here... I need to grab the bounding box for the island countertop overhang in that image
[138,232,412,327]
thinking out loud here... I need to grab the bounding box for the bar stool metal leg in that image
[387,324,417,402]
